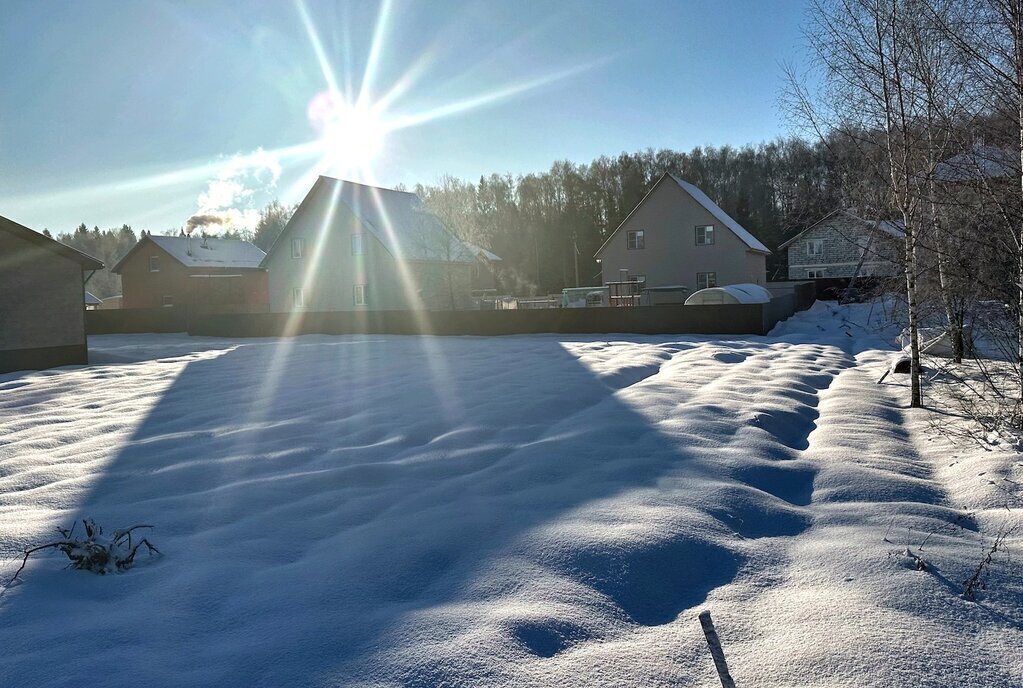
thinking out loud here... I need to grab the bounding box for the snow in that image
[685,283,772,305]
[147,235,266,269]
[296,176,486,264]
[0,302,1020,686]
[933,145,1018,183]
[667,174,771,254]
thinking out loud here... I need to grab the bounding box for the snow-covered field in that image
[1,302,1020,687]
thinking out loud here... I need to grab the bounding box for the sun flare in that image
[308,90,388,175]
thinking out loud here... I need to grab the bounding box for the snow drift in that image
[0,302,1020,686]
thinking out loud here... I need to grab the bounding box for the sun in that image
[308,90,388,174]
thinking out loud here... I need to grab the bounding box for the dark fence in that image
[189,299,799,339]
[766,280,817,312]
[86,308,189,335]
[88,284,816,339]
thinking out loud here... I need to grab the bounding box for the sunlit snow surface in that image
[1,302,1020,687]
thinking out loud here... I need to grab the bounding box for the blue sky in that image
[0,0,809,234]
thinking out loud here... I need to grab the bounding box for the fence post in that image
[698,610,736,688]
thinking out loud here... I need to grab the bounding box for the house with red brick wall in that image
[111,234,268,312]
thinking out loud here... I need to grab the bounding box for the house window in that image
[696,272,717,290]
[354,284,368,306]
[351,233,364,256]
[627,230,645,250]
[291,238,306,258]
[162,295,173,308]
[293,287,305,308]
[149,256,160,272]
[695,225,715,245]
[807,269,825,279]
[807,239,824,257]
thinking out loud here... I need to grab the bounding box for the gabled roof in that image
[112,235,266,273]
[265,176,500,266]
[0,214,104,270]
[667,174,770,253]
[934,145,1017,183]
[777,209,906,250]
[594,173,770,257]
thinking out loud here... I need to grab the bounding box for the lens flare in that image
[308,90,388,175]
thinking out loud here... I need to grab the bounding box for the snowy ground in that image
[0,302,1020,687]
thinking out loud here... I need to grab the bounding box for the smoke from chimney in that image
[185,148,281,237]
[185,213,227,235]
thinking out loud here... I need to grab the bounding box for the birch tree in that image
[793,0,933,407]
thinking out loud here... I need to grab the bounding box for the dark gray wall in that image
[0,230,89,372]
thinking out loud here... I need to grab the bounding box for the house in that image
[98,294,122,309]
[84,291,102,310]
[594,173,770,295]
[263,176,501,312]
[780,209,904,280]
[111,234,268,311]
[0,214,104,373]
[933,144,1017,183]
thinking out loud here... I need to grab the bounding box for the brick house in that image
[0,214,104,373]
[780,210,904,280]
[111,234,268,311]
[263,176,500,312]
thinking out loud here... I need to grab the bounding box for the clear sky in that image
[0,0,810,235]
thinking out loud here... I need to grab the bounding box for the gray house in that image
[263,176,499,312]
[0,215,104,373]
[780,209,904,280]
[594,173,770,294]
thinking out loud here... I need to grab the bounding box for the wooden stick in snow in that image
[699,610,736,688]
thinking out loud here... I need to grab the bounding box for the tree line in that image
[413,140,860,295]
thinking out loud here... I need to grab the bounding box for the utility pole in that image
[573,232,580,287]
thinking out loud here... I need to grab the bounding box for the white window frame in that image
[696,272,717,290]
[695,225,715,246]
[627,230,645,250]
[293,287,305,308]
[291,238,306,258]
[162,295,173,308]
[351,233,364,256]
[807,269,825,279]
[353,284,367,306]
[807,239,824,258]
[149,255,160,272]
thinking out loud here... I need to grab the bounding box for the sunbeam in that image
[356,0,395,110]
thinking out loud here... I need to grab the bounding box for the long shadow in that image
[0,332,797,686]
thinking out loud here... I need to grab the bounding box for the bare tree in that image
[790,0,941,407]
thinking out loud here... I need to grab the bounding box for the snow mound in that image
[0,303,1020,686]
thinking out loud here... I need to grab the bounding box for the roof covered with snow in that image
[593,173,771,257]
[668,174,771,253]
[933,145,1018,183]
[112,235,266,273]
[149,235,266,268]
[778,209,905,250]
[276,177,501,265]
